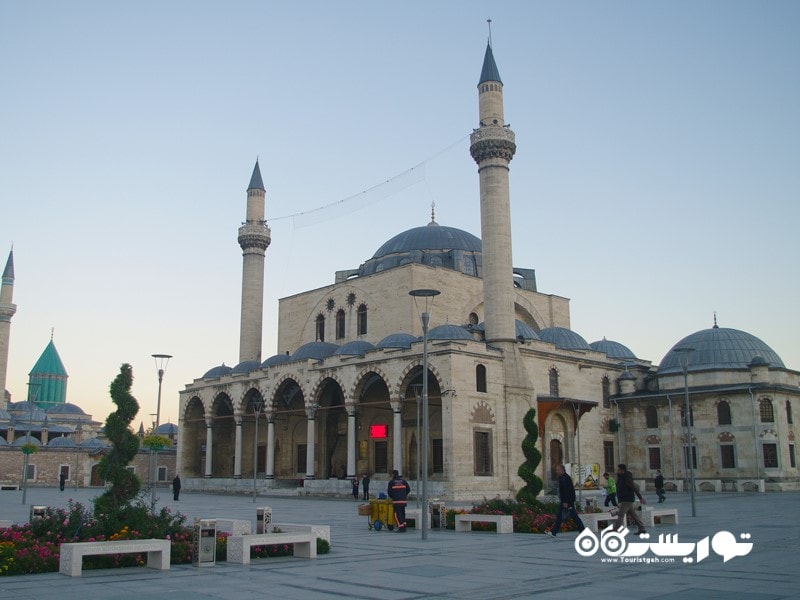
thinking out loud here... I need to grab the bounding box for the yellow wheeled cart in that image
[366,498,395,531]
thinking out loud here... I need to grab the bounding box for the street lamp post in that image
[674,346,696,517]
[150,354,172,514]
[252,398,264,502]
[74,419,82,491]
[21,383,40,505]
[409,288,440,541]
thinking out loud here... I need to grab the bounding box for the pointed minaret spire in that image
[238,161,271,363]
[0,247,17,408]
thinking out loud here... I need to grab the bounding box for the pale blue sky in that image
[2,1,798,425]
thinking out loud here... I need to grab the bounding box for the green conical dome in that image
[28,339,68,406]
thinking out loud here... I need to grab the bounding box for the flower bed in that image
[445,498,594,534]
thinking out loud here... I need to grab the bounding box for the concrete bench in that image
[215,518,252,535]
[59,538,171,577]
[0,484,19,491]
[272,523,330,544]
[454,514,513,534]
[226,532,316,564]
[695,479,722,492]
[404,508,431,529]
[580,512,620,533]
[642,507,679,526]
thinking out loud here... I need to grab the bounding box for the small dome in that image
[80,437,109,449]
[262,354,291,368]
[590,338,636,360]
[376,333,418,349]
[539,327,591,351]
[12,436,42,447]
[203,364,233,379]
[7,401,48,422]
[0,436,9,446]
[232,360,261,375]
[427,324,474,341]
[46,403,87,416]
[0,408,11,421]
[334,341,376,357]
[659,327,785,374]
[291,341,340,361]
[48,436,76,448]
[619,370,636,381]
[749,355,768,367]
[515,321,540,341]
[156,423,178,435]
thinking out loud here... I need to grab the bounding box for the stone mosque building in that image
[175,41,799,499]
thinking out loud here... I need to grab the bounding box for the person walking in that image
[387,470,411,532]
[546,465,585,538]
[59,471,66,491]
[361,473,371,501]
[351,477,359,500]
[654,469,666,503]
[172,474,181,501]
[603,472,618,507]
[613,463,647,534]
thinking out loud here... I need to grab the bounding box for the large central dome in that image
[359,220,482,277]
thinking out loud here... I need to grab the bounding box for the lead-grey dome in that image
[590,338,636,360]
[376,333,418,349]
[262,353,291,368]
[539,327,591,350]
[473,320,540,341]
[334,341,376,357]
[427,324,474,341]
[359,220,482,277]
[47,403,87,416]
[203,364,232,379]
[292,341,339,361]
[48,436,76,448]
[659,326,785,374]
[232,360,261,375]
[80,437,109,449]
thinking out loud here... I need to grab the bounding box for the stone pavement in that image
[1,486,798,599]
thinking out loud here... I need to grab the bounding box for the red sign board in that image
[369,424,388,439]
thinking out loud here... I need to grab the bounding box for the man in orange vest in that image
[387,470,411,532]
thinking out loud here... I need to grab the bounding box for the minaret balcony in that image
[238,221,271,251]
[470,126,516,163]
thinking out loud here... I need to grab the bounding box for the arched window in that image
[549,368,559,397]
[315,314,325,342]
[476,364,487,393]
[717,401,732,425]
[645,406,658,429]
[760,398,774,423]
[357,304,368,336]
[335,309,345,340]
[787,400,794,425]
[601,376,610,408]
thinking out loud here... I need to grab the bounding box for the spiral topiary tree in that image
[516,407,544,505]
[94,363,141,516]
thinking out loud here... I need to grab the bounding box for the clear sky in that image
[1,1,798,427]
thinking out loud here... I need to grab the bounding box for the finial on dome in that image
[487,18,493,47]
[431,200,436,224]
[51,327,54,341]
[713,312,718,329]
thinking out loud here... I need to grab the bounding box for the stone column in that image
[305,405,317,479]
[204,418,213,478]
[233,416,243,478]
[266,412,275,479]
[391,399,403,475]
[346,405,357,479]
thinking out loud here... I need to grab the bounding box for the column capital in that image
[306,404,320,419]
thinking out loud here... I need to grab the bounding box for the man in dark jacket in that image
[654,470,666,503]
[172,474,181,501]
[546,465,585,538]
[387,470,411,532]
[613,463,647,534]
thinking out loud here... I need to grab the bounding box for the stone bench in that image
[215,518,252,535]
[59,538,171,577]
[695,479,722,492]
[642,507,679,527]
[404,508,431,529]
[0,484,19,491]
[226,532,316,564]
[581,512,620,533]
[454,514,513,534]
[272,522,330,544]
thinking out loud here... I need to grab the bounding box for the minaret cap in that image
[478,43,502,85]
[248,160,265,192]
[2,249,13,280]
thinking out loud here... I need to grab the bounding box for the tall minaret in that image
[237,161,271,363]
[0,249,17,408]
[470,41,517,345]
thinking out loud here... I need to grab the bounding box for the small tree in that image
[516,407,544,505]
[94,363,141,516]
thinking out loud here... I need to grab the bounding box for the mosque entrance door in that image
[550,439,563,480]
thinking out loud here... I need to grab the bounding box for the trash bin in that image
[429,500,446,529]
[368,498,395,531]
[256,506,272,534]
[30,505,47,521]
[193,518,217,567]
